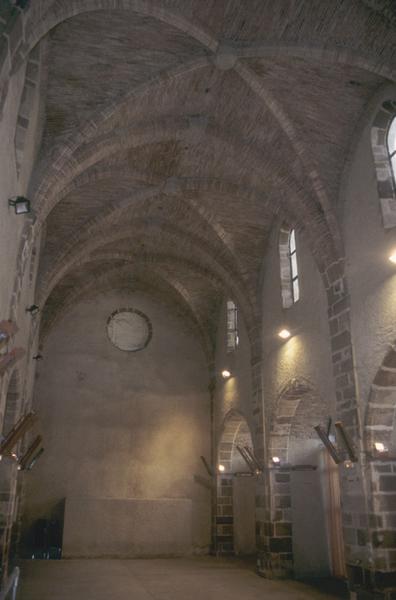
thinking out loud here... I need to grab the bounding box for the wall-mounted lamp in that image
[0,321,17,348]
[242,446,262,473]
[0,412,36,458]
[0,347,25,375]
[314,424,342,464]
[8,196,31,215]
[272,456,281,464]
[374,442,388,453]
[200,455,213,477]
[278,329,291,340]
[26,304,39,315]
[389,252,396,264]
[26,447,44,471]
[334,421,358,462]
[236,445,255,473]
[218,464,225,472]
[32,354,43,361]
[221,369,231,379]
[18,435,42,471]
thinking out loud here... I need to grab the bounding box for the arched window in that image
[289,229,299,303]
[371,101,396,228]
[279,227,299,308]
[387,115,396,187]
[226,299,239,352]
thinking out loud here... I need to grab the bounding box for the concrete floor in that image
[18,557,345,600]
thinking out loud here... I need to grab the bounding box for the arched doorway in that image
[215,411,256,556]
[365,344,396,577]
[0,370,21,580]
[269,378,345,580]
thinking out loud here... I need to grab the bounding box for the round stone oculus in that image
[107,308,152,352]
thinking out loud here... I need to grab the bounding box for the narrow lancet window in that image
[289,229,299,303]
[226,300,239,351]
[387,115,396,188]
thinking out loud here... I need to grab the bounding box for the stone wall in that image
[22,289,212,556]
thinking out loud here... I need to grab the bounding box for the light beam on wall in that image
[388,252,396,264]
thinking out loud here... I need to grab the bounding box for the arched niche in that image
[215,411,256,556]
[0,369,21,580]
[269,378,344,580]
[364,344,396,573]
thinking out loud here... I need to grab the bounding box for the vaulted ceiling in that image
[26,0,395,359]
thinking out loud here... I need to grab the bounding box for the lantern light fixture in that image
[221,369,231,379]
[26,305,39,315]
[8,196,31,215]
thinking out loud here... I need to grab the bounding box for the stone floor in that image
[18,557,346,600]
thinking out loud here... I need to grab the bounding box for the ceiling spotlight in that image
[218,464,225,472]
[389,253,396,264]
[221,369,231,379]
[26,304,39,315]
[8,196,31,215]
[272,456,280,464]
[278,329,291,339]
[374,442,387,453]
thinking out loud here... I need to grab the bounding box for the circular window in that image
[106,308,152,352]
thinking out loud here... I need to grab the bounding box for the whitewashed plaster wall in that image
[260,222,336,436]
[23,289,211,554]
[342,85,396,412]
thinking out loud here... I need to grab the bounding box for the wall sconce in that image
[8,196,31,215]
[374,442,388,453]
[32,354,43,361]
[272,456,281,464]
[314,424,342,464]
[236,445,255,473]
[200,455,213,477]
[218,464,225,472]
[244,446,263,473]
[26,447,44,471]
[0,321,18,349]
[388,252,396,264]
[221,369,231,379]
[0,347,25,375]
[26,305,39,315]
[334,421,358,462]
[18,435,42,471]
[0,412,36,458]
[278,329,291,340]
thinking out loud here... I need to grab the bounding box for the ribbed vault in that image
[24,0,395,358]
